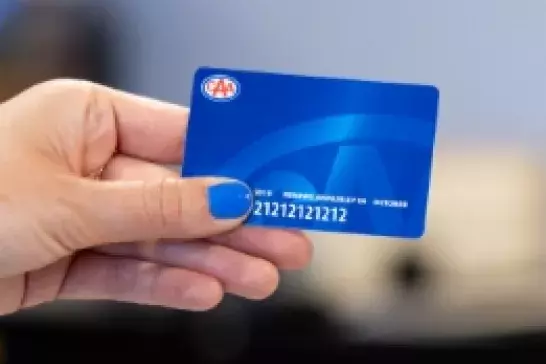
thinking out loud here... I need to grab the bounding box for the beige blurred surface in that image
[300,145,546,341]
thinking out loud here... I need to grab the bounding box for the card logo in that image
[201,75,240,102]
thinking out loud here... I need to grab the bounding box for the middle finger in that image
[96,241,279,300]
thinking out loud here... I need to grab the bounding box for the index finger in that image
[96,84,189,164]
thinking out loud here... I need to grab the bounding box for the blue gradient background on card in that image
[182,67,439,238]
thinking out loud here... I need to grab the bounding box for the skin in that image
[0,79,313,315]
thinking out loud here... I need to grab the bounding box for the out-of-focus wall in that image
[112,0,546,148]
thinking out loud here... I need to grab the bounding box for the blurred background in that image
[0,0,545,362]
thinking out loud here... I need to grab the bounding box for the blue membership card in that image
[182,67,439,239]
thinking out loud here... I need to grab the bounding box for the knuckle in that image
[140,178,212,238]
[159,178,184,226]
[30,78,109,125]
[33,79,97,104]
[50,80,112,126]
[35,79,108,117]
[140,179,185,235]
[140,180,163,233]
[36,78,115,175]
[38,78,95,93]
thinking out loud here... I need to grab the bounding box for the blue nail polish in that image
[208,181,252,219]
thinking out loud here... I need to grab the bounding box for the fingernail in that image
[208,181,252,219]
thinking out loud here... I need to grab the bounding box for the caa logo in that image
[201,75,240,102]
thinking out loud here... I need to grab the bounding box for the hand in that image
[0,80,312,315]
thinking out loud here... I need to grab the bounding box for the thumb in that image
[75,177,253,245]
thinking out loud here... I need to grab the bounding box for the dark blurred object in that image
[0,332,4,364]
[0,2,114,102]
[392,252,431,295]
[1,301,544,364]
[0,298,346,364]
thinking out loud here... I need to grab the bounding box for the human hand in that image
[0,80,312,315]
